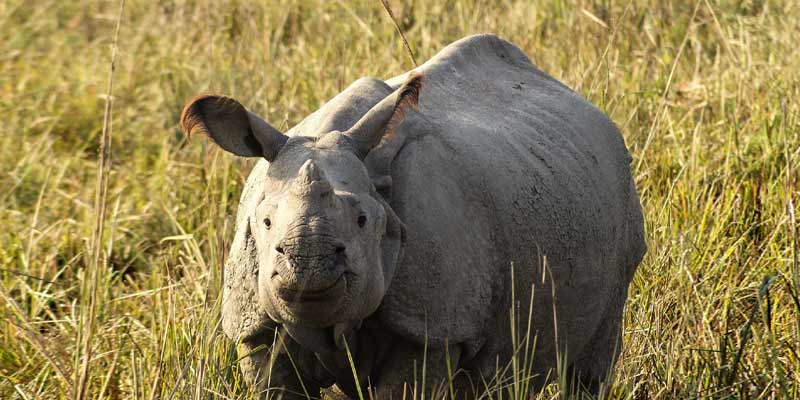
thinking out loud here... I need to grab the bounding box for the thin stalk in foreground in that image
[378,0,417,67]
[75,0,125,399]
[343,338,365,400]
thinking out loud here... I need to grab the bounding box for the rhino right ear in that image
[180,95,288,161]
[344,73,424,159]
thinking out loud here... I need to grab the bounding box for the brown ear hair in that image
[180,95,288,160]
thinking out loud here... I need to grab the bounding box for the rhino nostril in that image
[335,246,346,255]
[275,246,285,254]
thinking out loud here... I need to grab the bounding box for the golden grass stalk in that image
[378,0,417,67]
[75,0,125,399]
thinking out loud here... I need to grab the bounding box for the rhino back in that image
[378,35,645,360]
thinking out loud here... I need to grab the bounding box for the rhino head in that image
[180,74,424,351]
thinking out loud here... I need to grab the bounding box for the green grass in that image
[1,0,798,398]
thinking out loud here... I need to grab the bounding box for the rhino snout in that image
[272,236,348,297]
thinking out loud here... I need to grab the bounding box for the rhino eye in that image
[264,218,272,229]
[357,215,367,228]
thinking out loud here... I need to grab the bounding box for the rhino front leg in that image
[238,330,330,400]
[372,338,464,400]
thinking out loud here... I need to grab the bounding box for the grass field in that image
[1,0,798,398]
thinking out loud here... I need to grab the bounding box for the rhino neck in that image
[283,320,361,355]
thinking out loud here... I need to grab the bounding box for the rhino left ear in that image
[345,73,425,197]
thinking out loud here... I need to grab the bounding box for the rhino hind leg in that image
[564,285,628,396]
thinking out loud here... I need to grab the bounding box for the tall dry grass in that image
[0,0,798,398]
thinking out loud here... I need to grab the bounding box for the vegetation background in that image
[1,0,798,398]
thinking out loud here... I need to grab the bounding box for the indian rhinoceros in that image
[180,34,646,399]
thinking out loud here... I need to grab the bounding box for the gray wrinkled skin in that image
[184,35,646,399]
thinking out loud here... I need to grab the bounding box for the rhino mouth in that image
[270,236,351,310]
[271,232,350,291]
[269,270,352,328]
[273,271,348,303]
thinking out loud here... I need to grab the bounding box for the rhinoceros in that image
[180,34,645,399]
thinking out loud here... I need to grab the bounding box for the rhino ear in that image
[345,73,424,157]
[345,73,425,196]
[180,95,288,161]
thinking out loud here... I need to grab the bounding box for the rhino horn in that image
[345,73,425,158]
[291,159,333,200]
